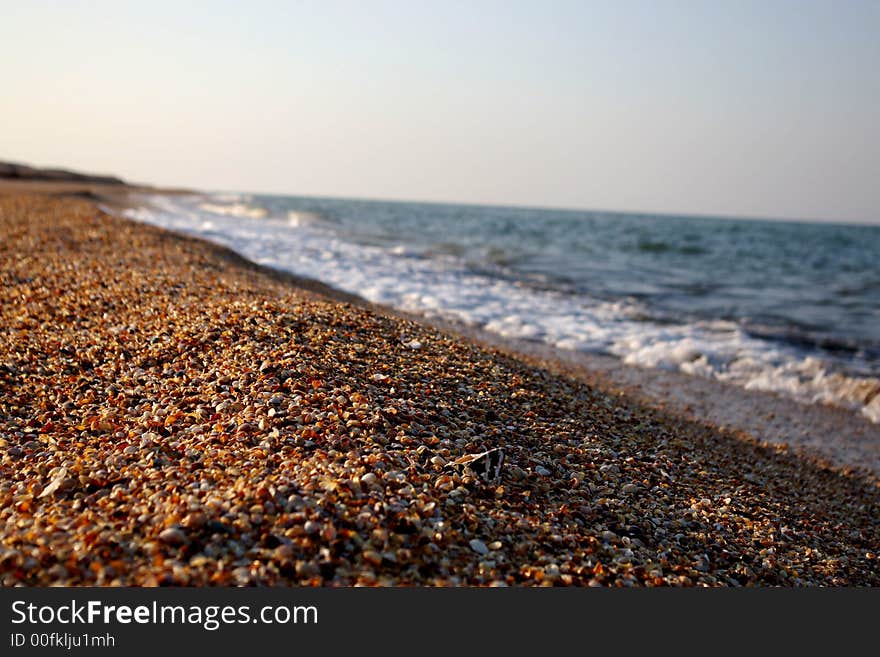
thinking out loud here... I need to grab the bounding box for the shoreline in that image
[122,188,880,480]
[1,191,878,586]
[16,180,877,478]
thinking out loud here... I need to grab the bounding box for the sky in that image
[2,0,879,223]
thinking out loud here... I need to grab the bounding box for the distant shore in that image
[0,171,194,211]
[0,160,126,186]
[1,188,878,586]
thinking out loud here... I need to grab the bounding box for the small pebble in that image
[295,561,320,578]
[158,528,187,546]
[362,550,383,566]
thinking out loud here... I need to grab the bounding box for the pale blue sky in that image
[2,1,878,222]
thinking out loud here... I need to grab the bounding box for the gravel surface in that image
[1,194,878,586]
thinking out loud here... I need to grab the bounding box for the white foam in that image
[124,194,880,424]
[286,210,325,227]
[199,201,267,219]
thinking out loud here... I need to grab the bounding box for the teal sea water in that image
[126,194,880,422]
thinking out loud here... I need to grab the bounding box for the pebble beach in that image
[1,191,878,586]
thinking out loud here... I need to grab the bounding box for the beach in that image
[1,187,878,586]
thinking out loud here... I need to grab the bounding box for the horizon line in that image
[193,184,880,229]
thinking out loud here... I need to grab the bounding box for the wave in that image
[636,239,708,255]
[199,200,268,219]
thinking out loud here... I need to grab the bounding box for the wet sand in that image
[1,192,877,586]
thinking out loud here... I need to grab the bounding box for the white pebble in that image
[158,527,187,545]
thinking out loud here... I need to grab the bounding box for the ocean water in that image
[124,193,880,423]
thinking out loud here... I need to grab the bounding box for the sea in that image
[123,193,880,424]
